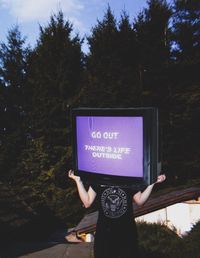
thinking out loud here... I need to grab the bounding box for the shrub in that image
[137,222,183,258]
[181,220,200,258]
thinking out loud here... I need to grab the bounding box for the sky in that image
[0,0,167,53]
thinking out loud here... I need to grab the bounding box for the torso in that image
[92,184,139,258]
[93,185,137,231]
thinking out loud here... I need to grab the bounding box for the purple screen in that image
[76,116,143,177]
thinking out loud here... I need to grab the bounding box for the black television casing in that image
[71,107,161,189]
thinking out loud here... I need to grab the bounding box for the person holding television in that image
[68,169,166,258]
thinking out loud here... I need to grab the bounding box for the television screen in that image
[71,108,160,187]
[76,116,143,177]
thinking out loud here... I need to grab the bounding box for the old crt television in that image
[71,108,161,188]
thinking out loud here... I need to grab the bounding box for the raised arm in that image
[133,174,166,206]
[68,170,96,208]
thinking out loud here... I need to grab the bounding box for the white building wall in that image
[135,202,200,235]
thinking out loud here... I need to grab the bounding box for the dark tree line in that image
[0,0,200,228]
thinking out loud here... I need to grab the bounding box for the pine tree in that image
[27,11,83,138]
[134,0,172,69]
[116,12,141,106]
[7,12,84,225]
[134,0,172,106]
[81,7,140,107]
[0,25,29,134]
[172,0,200,63]
[15,10,85,187]
[84,6,118,107]
[165,0,200,181]
[0,26,29,180]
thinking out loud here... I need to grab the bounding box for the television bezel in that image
[71,107,160,188]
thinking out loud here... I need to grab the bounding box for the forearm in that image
[140,184,155,204]
[134,174,166,206]
[135,184,155,206]
[75,179,90,208]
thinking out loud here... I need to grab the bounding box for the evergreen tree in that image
[0,25,29,133]
[27,11,83,136]
[166,0,200,181]
[133,0,172,106]
[83,6,118,107]
[0,26,29,180]
[7,12,84,227]
[116,12,141,106]
[13,10,85,188]
[172,0,200,62]
[133,1,175,181]
[81,7,140,107]
[134,0,172,70]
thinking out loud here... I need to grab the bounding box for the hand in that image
[68,169,81,183]
[155,174,166,184]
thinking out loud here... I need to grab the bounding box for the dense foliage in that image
[137,220,200,258]
[0,0,200,239]
[137,222,183,258]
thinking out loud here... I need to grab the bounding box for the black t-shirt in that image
[91,184,137,230]
[91,184,141,258]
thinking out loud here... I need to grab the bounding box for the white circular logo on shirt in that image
[101,187,128,218]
